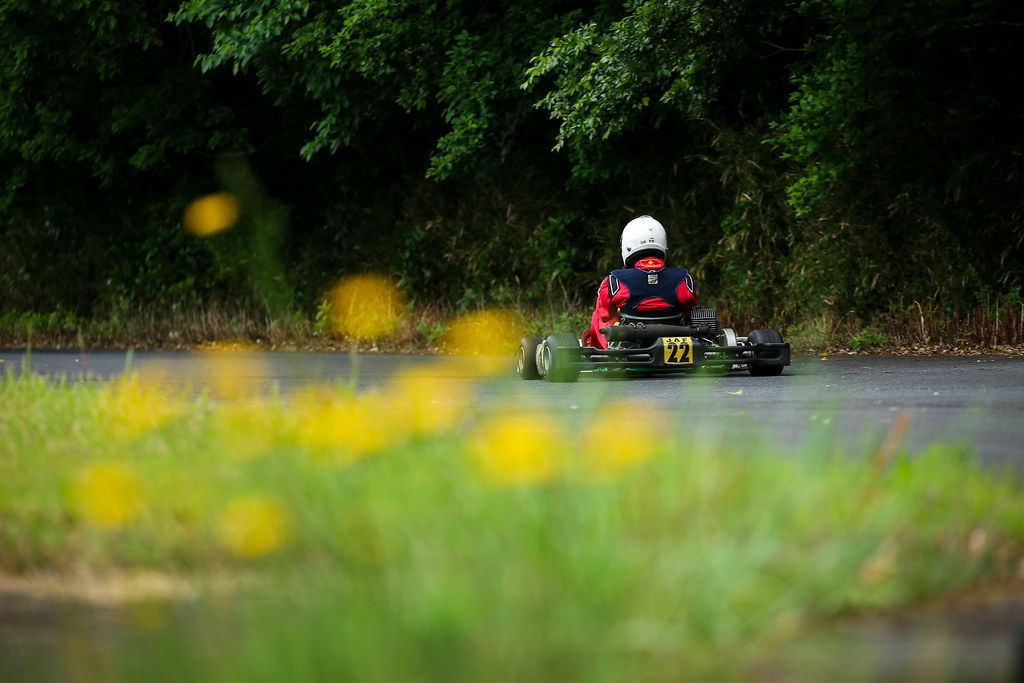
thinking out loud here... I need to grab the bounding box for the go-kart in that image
[517,307,790,382]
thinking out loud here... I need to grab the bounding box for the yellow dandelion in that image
[196,347,267,401]
[134,360,176,387]
[575,401,663,482]
[99,374,180,441]
[328,274,404,341]
[292,387,402,463]
[470,413,562,486]
[73,461,144,528]
[183,192,240,237]
[199,339,258,352]
[213,401,280,460]
[440,309,522,375]
[389,369,465,436]
[217,496,291,558]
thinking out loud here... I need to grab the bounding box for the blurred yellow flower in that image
[99,374,180,441]
[389,369,465,435]
[328,275,404,341]
[183,192,240,237]
[470,413,562,486]
[292,387,403,463]
[213,401,280,460]
[73,461,144,527]
[199,339,257,352]
[440,309,522,374]
[575,401,662,482]
[197,347,267,401]
[217,496,291,558]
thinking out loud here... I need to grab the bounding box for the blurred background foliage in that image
[2,0,1023,338]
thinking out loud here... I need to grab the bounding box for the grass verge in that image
[1,368,1023,680]
[3,298,1024,355]
[0,304,590,354]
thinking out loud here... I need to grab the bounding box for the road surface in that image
[2,348,1023,467]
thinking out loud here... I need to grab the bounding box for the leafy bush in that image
[850,329,894,351]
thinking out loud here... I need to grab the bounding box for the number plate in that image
[662,336,694,365]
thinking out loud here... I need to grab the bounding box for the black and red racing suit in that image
[581,256,698,349]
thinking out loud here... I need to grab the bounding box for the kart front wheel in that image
[746,328,785,376]
[518,336,543,380]
[541,333,581,383]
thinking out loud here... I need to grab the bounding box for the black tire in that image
[746,328,785,376]
[517,336,543,380]
[541,333,582,383]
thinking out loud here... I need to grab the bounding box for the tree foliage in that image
[2,0,1023,325]
[525,1,802,176]
[173,0,588,178]
[774,0,1024,309]
[0,0,263,313]
[0,0,249,204]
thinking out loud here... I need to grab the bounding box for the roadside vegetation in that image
[2,360,1024,680]
[2,296,1023,355]
[2,362,1024,679]
[3,1,1024,353]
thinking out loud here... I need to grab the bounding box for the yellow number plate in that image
[662,336,694,365]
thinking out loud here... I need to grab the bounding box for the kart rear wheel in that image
[717,327,742,371]
[746,328,785,376]
[717,327,738,348]
[542,333,581,383]
[518,336,543,380]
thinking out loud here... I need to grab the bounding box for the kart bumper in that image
[563,339,791,372]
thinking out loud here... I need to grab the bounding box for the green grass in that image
[5,295,1024,354]
[850,328,895,351]
[1,369,1023,681]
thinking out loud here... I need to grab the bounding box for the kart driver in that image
[581,215,698,349]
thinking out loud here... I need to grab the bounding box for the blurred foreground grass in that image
[2,367,1023,681]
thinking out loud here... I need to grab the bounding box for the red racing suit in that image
[581,256,698,349]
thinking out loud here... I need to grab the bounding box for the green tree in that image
[0,0,253,312]
[2,0,1023,332]
[173,0,590,179]
[774,0,1024,311]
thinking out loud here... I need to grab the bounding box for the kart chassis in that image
[549,328,789,374]
[519,315,791,382]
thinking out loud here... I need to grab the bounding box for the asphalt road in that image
[3,348,1024,467]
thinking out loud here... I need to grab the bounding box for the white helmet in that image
[621,215,667,265]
